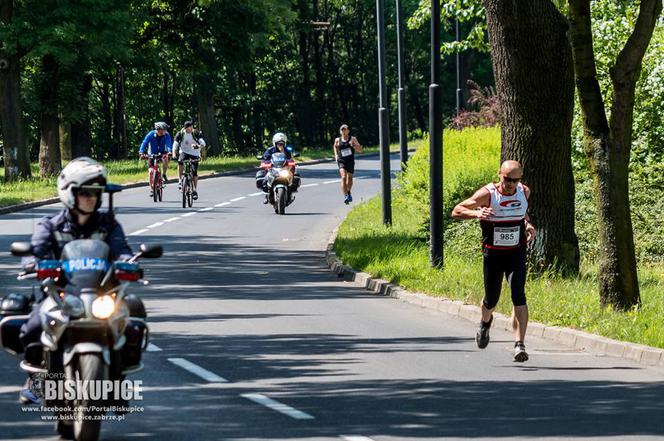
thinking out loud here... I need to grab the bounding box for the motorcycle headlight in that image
[91,295,115,319]
[279,170,290,178]
[63,295,85,318]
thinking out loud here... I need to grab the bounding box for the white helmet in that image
[57,157,108,210]
[272,132,287,146]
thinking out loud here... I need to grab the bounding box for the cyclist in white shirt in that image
[173,121,206,200]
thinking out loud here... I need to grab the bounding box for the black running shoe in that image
[263,195,269,204]
[513,341,529,362]
[475,316,493,349]
[192,191,198,200]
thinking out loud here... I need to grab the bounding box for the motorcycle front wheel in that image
[71,353,106,441]
[276,187,287,215]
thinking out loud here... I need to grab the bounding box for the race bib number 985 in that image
[493,226,520,247]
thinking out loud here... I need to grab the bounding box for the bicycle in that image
[181,157,200,208]
[143,153,167,202]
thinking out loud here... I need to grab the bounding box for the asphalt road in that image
[1,154,663,441]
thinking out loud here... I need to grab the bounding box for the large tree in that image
[483,0,579,273]
[567,0,662,309]
[0,0,31,180]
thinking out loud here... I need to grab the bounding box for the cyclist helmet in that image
[154,121,169,130]
[57,157,108,211]
[272,132,287,146]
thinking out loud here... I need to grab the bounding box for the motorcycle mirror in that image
[105,184,123,194]
[10,242,33,257]
[256,155,263,160]
[293,152,300,158]
[139,244,163,258]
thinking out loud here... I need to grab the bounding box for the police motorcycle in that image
[0,186,162,441]
[257,149,301,215]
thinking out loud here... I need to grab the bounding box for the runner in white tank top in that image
[452,160,536,362]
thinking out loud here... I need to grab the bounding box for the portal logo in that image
[43,380,143,401]
[499,200,522,208]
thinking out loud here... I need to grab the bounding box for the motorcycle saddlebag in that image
[1,293,32,317]
[0,315,29,355]
[292,175,301,192]
[122,318,147,368]
[125,294,146,319]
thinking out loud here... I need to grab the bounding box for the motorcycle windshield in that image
[271,152,287,168]
[60,240,111,290]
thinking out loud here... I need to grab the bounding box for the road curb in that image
[0,151,393,216]
[325,227,664,368]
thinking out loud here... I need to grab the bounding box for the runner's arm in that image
[333,138,339,161]
[522,185,536,241]
[451,187,492,220]
[351,136,363,153]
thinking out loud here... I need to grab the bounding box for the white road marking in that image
[215,202,231,207]
[248,192,264,197]
[163,217,180,223]
[230,196,246,202]
[241,393,314,420]
[341,436,376,441]
[197,207,214,212]
[300,183,319,188]
[182,212,197,217]
[128,229,149,236]
[146,222,164,229]
[168,358,228,383]
[146,343,162,352]
[323,180,340,184]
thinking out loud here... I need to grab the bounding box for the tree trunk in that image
[71,74,92,158]
[101,78,115,159]
[194,73,220,156]
[568,0,661,308]
[0,0,31,180]
[483,0,579,274]
[113,67,128,158]
[59,120,72,161]
[38,54,61,177]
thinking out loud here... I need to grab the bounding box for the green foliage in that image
[408,0,489,55]
[397,126,500,242]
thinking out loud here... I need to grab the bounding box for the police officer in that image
[18,157,133,403]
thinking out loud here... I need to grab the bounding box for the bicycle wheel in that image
[158,179,163,202]
[182,178,188,208]
[187,185,193,207]
[153,171,159,203]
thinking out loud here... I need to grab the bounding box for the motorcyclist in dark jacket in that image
[255,132,300,203]
[18,157,132,404]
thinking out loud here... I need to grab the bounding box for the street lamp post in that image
[396,0,408,166]
[376,0,392,226]
[429,0,444,267]
[455,18,462,115]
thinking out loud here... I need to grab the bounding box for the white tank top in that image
[480,182,528,250]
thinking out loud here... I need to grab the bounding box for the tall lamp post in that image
[396,0,408,166]
[455,18,462,115]
[429,0,444,267]
[376,0,392,226]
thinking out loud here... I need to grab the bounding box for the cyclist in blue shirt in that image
[139,122,173,183]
